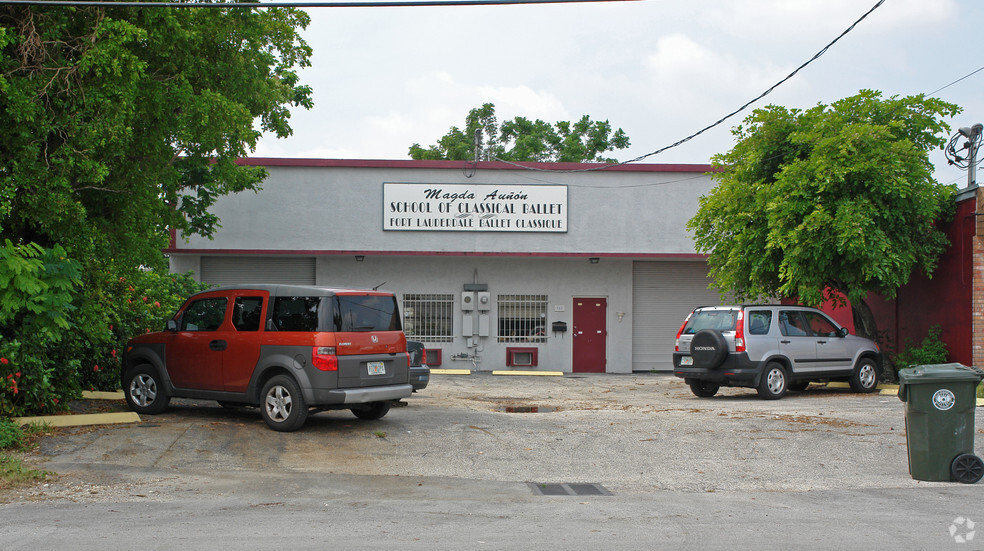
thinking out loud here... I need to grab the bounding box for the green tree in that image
[409,103,630,163]
[688,90,960,378]
[0,3,312,413]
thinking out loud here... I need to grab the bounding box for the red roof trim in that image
[164,248,707,260]
[238,157,717,173]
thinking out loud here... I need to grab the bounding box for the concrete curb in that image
[430,369,472,375]
[81,390,124,400]
[823,382,898,390]
[492,370,564,377]
[11,390,135,427]
[13,411,141,428]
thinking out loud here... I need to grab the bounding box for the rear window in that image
[270,295,402,332]
[334,295,402,332]
[683,309,738,334]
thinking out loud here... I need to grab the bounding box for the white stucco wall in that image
[174,161,715,256]
[167,159,716,373]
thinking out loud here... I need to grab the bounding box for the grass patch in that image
[0,418,52,491]
[0,453,49,489]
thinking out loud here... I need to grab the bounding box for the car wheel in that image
[757,362,787,400]
[260,375,308,432]
[690,329,729,369]
[849,358,879,393]
[788,381,810,392]
[951,454,984,484]
[688,380,720,398]
[124,365,171,415]
[351,401,391,420]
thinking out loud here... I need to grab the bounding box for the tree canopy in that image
[688,90,960,349]
[409,103,630,163]
[0,3,312,414]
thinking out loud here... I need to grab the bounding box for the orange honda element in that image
[122,285,412,431]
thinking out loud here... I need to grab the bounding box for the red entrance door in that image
[573,298,607,373]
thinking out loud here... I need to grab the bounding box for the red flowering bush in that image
[0,265,207,417]
[0,341,64,416]
[75,268,208,394]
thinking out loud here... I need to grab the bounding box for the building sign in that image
[383,183,567,232]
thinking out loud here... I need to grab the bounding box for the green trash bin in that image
[898,363,984,483]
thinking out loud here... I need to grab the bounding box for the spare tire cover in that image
[690,329,729,369]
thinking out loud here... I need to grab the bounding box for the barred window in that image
[402,293,454,342]
[497,294,547,343]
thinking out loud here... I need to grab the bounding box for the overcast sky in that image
[251,0,983,187]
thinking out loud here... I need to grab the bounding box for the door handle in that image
[817,340,827,344]
[209,340,227,351]
[780,340,791,344]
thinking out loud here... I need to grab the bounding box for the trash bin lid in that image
[898,363,984,384]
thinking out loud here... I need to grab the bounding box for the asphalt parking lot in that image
[3,372,983,549]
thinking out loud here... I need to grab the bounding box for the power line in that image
[0,0,632,8]
[490,0,887,173]
[926,65,984,96]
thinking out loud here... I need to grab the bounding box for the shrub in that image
[892,325,949,371]
[0,417,23,449]
[0,264,209,417]
[73,268,208,394]
[0,342,64,416]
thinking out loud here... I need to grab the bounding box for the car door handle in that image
[781,340,791,344]
[209,340,227,351]
[817,340,827,344]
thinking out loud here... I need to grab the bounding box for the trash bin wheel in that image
[950,454,984,484]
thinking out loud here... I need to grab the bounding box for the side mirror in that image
[837,327,849,338]
[166,319,178,332]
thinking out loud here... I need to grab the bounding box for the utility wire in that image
[489,0,886,173]
[0,0,632,8]
[926,64,984,97]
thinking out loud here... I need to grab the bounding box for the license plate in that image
[680,356,693,366]
[367,362,386,375]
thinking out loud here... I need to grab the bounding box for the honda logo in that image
[371,335,378,343]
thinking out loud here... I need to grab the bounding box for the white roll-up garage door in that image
[632,261,722,372]
[200,256,316,286]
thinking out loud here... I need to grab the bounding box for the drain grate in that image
[499,405,557,413]
[529,483,611,496]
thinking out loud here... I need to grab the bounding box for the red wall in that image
[864,196,975,365]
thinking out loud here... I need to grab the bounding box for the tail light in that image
[734,310,745,353]
[421,348,428,365]
[313,346,338,371]
[674,311,694,352]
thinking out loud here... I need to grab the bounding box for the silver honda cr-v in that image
[672,305,882,399]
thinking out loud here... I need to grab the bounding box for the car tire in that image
[123,365,171,415]
[351,401,391,420]
[260,375,308,432]
[757,362,787,400]
[690,329,729,369]
[688,380,720,398]
[849,358,879,393]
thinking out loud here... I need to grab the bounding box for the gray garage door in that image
[199,256,316,286]
[632,261,722,372]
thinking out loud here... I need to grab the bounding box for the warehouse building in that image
[166,158,724,373]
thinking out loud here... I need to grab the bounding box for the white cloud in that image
[705,0,957,40]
